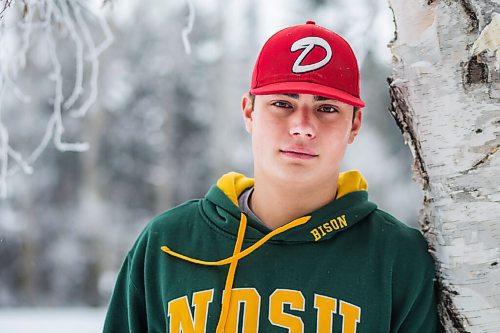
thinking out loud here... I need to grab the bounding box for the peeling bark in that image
[436,277,470,332]
[468,144,499,171]
[458,0,479,32]
[463,55,489,85]
[388,0,500,331]
[387,77,430,189]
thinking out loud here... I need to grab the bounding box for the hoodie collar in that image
[216,170,368,203]
[205,170,377,243]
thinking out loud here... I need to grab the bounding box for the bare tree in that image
[388,0,500,331]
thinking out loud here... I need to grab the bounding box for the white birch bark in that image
[388,0,500,331]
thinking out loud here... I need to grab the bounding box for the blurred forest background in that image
[0,0,422,308]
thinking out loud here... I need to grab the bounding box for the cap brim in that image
[250,81,365,108]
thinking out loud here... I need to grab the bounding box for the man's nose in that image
[289,108,316,139]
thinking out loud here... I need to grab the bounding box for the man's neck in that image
[250,173,338,230]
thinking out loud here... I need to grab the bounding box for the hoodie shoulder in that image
[126,200,201,251]
[146,199,202,232]
[127,199,208,264]
[370,209,427,243]
[369,209,435,273]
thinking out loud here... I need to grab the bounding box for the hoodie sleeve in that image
[390,227,443,333]
[103,252,148,332]
[393,269,442,332]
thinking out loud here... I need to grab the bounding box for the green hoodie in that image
[104,171,440,332]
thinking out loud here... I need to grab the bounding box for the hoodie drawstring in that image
[214,213,247,332]
[161,213,311,331]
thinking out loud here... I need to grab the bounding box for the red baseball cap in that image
[250,21,365,108]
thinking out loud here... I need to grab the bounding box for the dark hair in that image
[248,93,359,121]
[249,92,256,110]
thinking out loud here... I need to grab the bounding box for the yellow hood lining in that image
[336,170,368,199]
[216,172,255,207]
[216,170,368,204]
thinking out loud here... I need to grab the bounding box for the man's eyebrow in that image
[313,95,332,101]
[280,94,333,102]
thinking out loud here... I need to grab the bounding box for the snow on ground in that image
[0,308,106,333]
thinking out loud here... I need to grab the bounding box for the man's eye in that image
[272,101,292,108]
[318,105,339,113]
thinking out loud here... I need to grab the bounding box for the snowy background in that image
[0,0,421,330]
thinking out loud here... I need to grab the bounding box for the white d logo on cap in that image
[291,37,332,74]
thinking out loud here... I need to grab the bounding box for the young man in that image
[104,21,441,332]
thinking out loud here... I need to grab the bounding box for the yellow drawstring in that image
[160,215,310,266]
[214,213,247,332]
[160,214,311,332]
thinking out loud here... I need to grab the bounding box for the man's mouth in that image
[280,147,318,160]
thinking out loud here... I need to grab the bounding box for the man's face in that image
[242,93,362,187]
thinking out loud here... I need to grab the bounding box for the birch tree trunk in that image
[388,0,500,331]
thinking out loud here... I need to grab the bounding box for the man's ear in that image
[241,93,254,134]
[348,108,363,144]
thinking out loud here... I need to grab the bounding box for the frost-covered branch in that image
[0,0,113,198]
[0,76,8,198]
[59,0,85,110]
[46,0,89,152]
[182,0,195,55]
